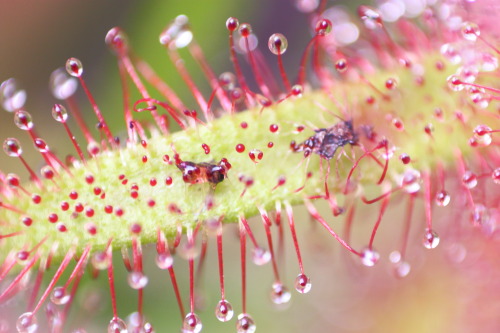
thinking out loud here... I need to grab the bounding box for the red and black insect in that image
[174,154,232,186]
[290,120,358,159]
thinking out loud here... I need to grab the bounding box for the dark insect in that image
[174,154,232,186]
[290,120,358,159]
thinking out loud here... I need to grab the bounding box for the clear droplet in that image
[155,253,173,269]
[335,59,348,73]
[291,84,303,97]
[16,312,37,333]
[108,317,127,333]
[49,68,78,100]
[34,139,49,153]
[470,204,490,227]
[435,190,451,207]
[361,247,379,267]
[91,251,110,270]
[215,299,234,322]
[252,247,271,266]
[126,311,144,329]
[14,110,34,131]
[1,78,27,112]
[51,286,70,305]
[447,75,464,91]
[236,313,256,333]
[52,104,68,123]
[315,19,332,36]
[393,261,411,278]
[219,72,236,90]
[182,313,202,333]
[492,168,500,184]
[3,138,23,157]
[105,27,129,54]
[143,322,154,333]
[238,23,252,37]
[66,58,83,78]
[160,15,193,49]
[462,171,478,189]
[401,169,421,193]
[177,241,200,260]
[440,43,461,64]
[295,0,319,13]
[270,283,291,305]
[268,33,288,55]
[422,229,440,249]
[461,22,480,41]
[127,271,148,289]
[87,141,101,156]
[358,5,383,29]
[294,273,312,294]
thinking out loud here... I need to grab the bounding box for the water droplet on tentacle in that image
[423,229,440,249]
[268,33,288,55]
[215,299,234,322]
[294,273,312,294]
[182,313,202,333]
[108,317,127,333]
[50,68,78,100]
[1,78,26,112]
[160,15,193,49]
[361,247,380,267]
[270,283,291,305]
[16,312,37,333]
[236,313,256,333]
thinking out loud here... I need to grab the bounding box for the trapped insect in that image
[290,120,358,159]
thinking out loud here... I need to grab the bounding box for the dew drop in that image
[14,110,34,130]
[236,313,256,333]
[51,104,68,123]
[49,68,78,100]
[295,0,319,13]
[294,273,312,294]
[215,299,234,322]
[160,15,193,49]
[50,286,70,305]
[105,27,129,53]
[16,312,37,333]
[91,251,110,270]
[291,84,303,97]
[238,23,252,37]
[108,317,127,333]
[226,17,239,32]
[335,59,348,72]
[1,78,27,112]
[435,190,451,207]
[219,72,236,90]
[315,19,332,36]
[470,204,490,227]
[461,22,480,42]
[235,144,245,153]
[3,138,23,157]
[127,271,148,289]
[492,168,500,184]
[182,313,202,333]
[252,247,271,266]
[66,58,83,78]
[34,139,49,153]
[422,229,440,249]
[270,283,291,305]
[155,253,173,269]
[462,171,478,189]
[393,261,411,278]
[268,33,288,55]
[385,78,397,90]
[447,75,464,91]
[401,169,421,193]
[358,5,383,29]
[360,247,380,267]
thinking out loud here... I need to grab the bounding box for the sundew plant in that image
[0,0,499,332]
